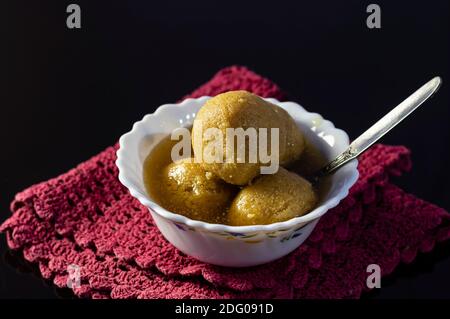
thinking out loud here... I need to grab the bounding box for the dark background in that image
[1,0,449,298]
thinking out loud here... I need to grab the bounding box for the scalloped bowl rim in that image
[116,96,359,233]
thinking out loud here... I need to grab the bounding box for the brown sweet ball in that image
[275,105,306,165]
[191,90,305,185]
[158,158,236,223]
[227,167,317,226]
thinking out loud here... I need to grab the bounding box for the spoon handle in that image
[314,76,442,178]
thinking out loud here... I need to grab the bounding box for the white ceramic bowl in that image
[116,96,359,267]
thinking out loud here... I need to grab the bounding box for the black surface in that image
[1,0,449,298]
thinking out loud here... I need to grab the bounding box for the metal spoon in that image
[311,76,442,182]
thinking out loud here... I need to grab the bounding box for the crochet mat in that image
[1,66,450,299]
